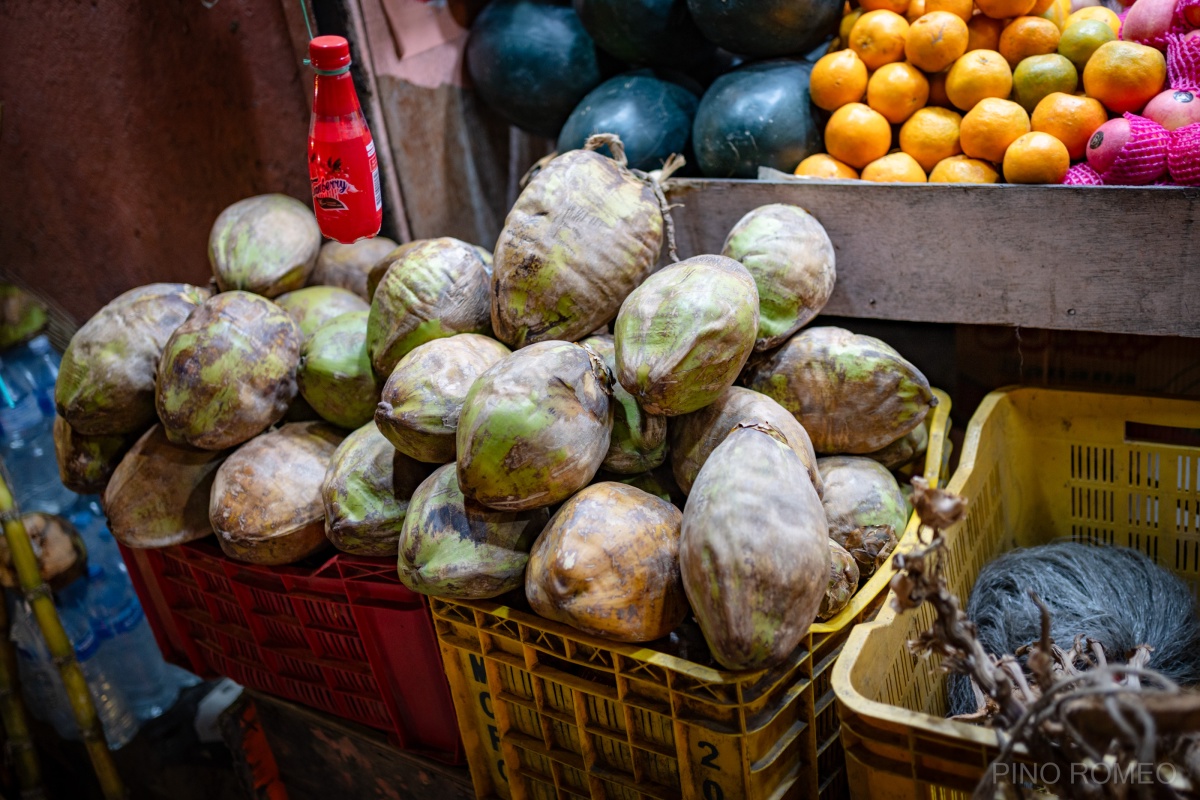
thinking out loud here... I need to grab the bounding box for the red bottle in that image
[307,35,383,244]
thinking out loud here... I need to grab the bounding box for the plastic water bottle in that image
[4,335,61,418]
[85,563,178,722]
[0,360,73,515]
[56,591,138,749]
[10,596,72,731]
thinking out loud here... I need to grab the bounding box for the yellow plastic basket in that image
[433,389,952,800]
[833,387,1200,800]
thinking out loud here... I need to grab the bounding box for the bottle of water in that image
[4,335,61,418]
[85,563,179,722]
[55,587,138,749]
[0,358,73,515]
[10,595,72,732]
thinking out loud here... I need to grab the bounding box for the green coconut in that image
[592,464,684,507]
[274,286,370,339]
[679,422,829,671]
[53,415,138,495]
[741,326,936,454]
[580,334,666,474]
[297,311,379,430]
[209,194,321,297]
[457,341,613,511]
[321,423,436,556]
[311,237,399,300]
[721,204,836,351]
[56,283,211,436]
[614,254,759,416]
[366,240,427,301]
[491,136,664,348]
[397,463,550,598]
[669,386,822,496]
[816,455,908,577]
[375,334,511,463]
[367,238,492,376]
[156,291,301,451]
[0,286,48,349]
[103,425,228,549]
[210,422,344,566]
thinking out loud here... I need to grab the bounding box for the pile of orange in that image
[797,0,1167,184]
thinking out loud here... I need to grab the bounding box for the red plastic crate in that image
[120,538,462,762]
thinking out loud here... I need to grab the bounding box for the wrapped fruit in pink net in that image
[1063,163,1105,185]
[1167,122,1200,184]
[1085,113,1169,184]
[1121,0,1184,50]
[1166,33,1200,92]
[1176,0,1200,32]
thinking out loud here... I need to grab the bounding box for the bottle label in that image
[367,140,382,212]
[75,627,99,661]
[112,601,145,635]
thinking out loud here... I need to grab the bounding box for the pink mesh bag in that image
[1097,114,1170,184]
[1063,163,1105,185]
[1166,33,1200,92]
[1167,122,1200,184]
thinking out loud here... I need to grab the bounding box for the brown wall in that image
[0,0,311,324]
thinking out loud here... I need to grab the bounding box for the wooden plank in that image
[664,180,1200,338]
[246,690,476,800]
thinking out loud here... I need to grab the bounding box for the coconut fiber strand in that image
[949,541,1200,716]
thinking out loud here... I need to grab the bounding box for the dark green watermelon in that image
[557,73,698,171]
[692,59,822,178]
[467,0,606,138]
[686,0,841,58]
[573,0,714,69]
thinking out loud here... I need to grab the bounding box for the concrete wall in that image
[0,0,311,323]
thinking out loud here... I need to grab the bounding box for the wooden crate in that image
[663,179,1200,338]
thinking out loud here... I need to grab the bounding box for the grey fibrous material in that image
[949,541,1200,716]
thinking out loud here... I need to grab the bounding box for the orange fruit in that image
[1002,131,1070,182]
[825,102,895,168]
[906,0,927,23]
[867,61,931,122]
[849,10,911,70]
[1030,0,1055,14]
[960,97,1031,161]
[840,9,865,42]
[795,154,861,178]
[945,50,1014,110]
[906,12,970,72]
[926,0,973,22]
[1039,0,1072,30]
[998,17,1061,69]
[860,0,910,14]
[1065,6,1121,35]
[811,50,871,110]
[1057,19,1116,70]
[975,0,1037,20]
[1030,91,1107,159]
[927,69,954,107]
[967,16,1005,52]
[900,106,964,170]
[929,154,1001,181]
[1082,40,1167,113]
[862,151,928,181]
[1012,53,1078,112]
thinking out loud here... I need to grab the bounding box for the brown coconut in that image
[53,415,139,495]
[210,422,344,565]
[311,237,399,300]
[525,482,688,642]
[103,425,228,549]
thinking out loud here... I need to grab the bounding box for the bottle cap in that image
[309,35,352,74]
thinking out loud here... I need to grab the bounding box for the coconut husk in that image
[53,414,139,495]
[817,456,908,578]
[274,286,369,339]
[209,194,321,297]
[311,237,399,300]
[297,310,379,430]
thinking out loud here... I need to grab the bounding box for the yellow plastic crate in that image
[833,387,1200,800]
[434,389,952,800]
